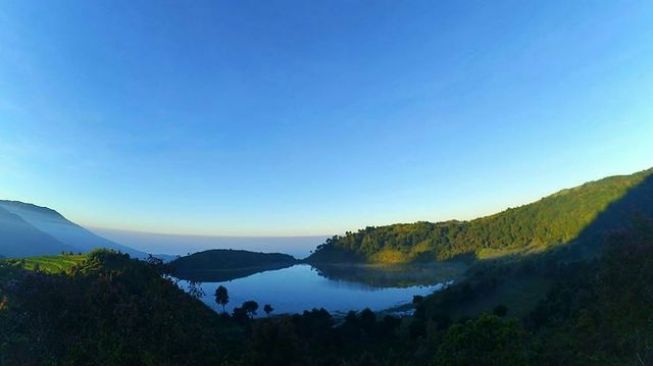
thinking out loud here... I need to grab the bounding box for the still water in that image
[177,263,461,315]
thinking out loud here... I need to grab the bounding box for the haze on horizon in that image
[2,1,653,241]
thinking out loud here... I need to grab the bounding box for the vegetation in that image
[309,168,653,264]
[264,304,274,316]
[1,253,86,274]
[215,285,230,313]
[1,168,653,365]
[312,262,467,288]
[1,220,652,365]
[170,249,298,281]
[0,249,243,366]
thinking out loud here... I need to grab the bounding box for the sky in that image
[1,0,653,239]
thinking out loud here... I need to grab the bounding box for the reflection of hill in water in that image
[312,262,468,288]
[171,262,296,282]
[172,261,467,288]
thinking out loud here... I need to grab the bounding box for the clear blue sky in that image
[1,0,652,236]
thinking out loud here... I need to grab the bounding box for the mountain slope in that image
[308,167,653,264]
[0,200,145,258]
[0,206,76,257]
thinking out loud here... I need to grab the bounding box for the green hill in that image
[308,167,653,264]
[0,249,242,365]
[170,249,298,281]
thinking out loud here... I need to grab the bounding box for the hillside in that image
[0,200,145,258]
[308,167,653,264]
[2,179,652,366]
[0,250,242,365]
[170,249,298,281]
[0,206,76,257]
[1,254,87,274]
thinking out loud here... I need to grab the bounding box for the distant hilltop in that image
[169,249,298,281]
[0,200,145,258]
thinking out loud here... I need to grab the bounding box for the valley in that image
[1,167,653,365]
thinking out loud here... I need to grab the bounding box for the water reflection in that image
[313,262,466,288]
[177,263,464,315]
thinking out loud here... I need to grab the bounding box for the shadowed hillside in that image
[0,206,76,257]
[0,200,145,258]
[415,172,653,323]
[1,173,652,366]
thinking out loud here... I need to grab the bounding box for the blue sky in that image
[1,0,653,237]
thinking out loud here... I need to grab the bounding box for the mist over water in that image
[177,264,451,315]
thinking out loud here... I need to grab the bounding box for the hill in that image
[0,206,76,257]
[0,200,145,258]
[170,249,298,281]
[1,175,652,365]
[308,167,653,264]
[0,250,242,365]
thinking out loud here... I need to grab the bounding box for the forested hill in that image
[308,167,653,264]
[170,249,298,281]
[0,250,243,365]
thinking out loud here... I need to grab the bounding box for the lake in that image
[176,262,465,315]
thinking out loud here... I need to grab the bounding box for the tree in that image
[493,304,508,317]
[215,286,229,313]
[263,304,273,316]
[232,307,249,323]
[359,308,376,334]
[187,281,205,299]
[434,314,528,366]
[242,300,259,319]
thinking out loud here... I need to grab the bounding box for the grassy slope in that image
[1,254,87,274]
[309,167,653,264]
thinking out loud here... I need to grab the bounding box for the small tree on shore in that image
[263,304,274,317]
[242,300,259,319]
[215,286,229,313]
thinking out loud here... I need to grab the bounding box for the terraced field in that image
[1,254,87,274]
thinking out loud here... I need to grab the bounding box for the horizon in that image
[91,164,650,257]
[6,164,653,257]
[2,1,653,241]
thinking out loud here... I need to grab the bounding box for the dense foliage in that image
[1,169,653,365]
[309,168,653,264]
[526,223,653,365]
[1,221,653,365]
[0,250,242,366]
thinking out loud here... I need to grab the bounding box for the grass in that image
[1,254,87,274]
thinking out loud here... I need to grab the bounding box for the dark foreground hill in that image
[0,200,144,258]
[2,223,652,366]
[170,249,298,281]
[0,250,243,366]
[2,166,653,365]
[308,167,653,264]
